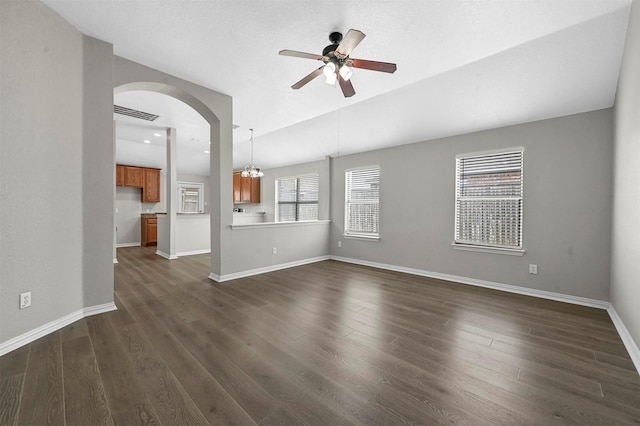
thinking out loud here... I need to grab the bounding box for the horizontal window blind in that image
[276,175,319,222]
[345,166,380,237]
[455,150,523,249]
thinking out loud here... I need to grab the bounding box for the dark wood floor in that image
[2,246,639,425]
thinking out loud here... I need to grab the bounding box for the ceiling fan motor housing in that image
[328,31,343,44]
[323,31,343,57]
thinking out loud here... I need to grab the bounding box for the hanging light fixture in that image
[241,128,264,178]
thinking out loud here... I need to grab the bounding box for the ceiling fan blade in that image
[336,29,365,57]
[338,74,355,98]
[291,67,324,89]
[351,58,397,73]
[279,49,324,61]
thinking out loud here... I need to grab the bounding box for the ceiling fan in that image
[279,29,397,98]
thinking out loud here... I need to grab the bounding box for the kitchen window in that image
[454,149,523,251]
[177,181,204,214]
[276,174,319,222]
[345,166,380,239]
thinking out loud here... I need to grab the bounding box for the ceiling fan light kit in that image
[280,29,397,97]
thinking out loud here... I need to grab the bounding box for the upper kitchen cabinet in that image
[123,166,144,187]
[116,164,161,203]
[233,171,260,204]
[142,168,160,203]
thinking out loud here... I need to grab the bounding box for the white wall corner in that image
[0,302,117,357]
[607,305,640,375]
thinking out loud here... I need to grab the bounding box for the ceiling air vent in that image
[114,105,159,121]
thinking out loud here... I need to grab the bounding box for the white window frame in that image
[275,174,319,222]
[344,165,380,240]
[177,181,204,214]
[453,148,524,255]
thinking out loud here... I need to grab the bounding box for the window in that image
[177,181,204,214]
[276,174,319,222]
[454,149,523,250]
[345,166,380,238]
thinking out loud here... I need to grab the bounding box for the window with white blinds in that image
[455,150,523,249]
[345,166,380,238]
[276,174,319,222]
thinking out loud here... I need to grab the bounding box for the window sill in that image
[231,220,330,230]
[451,243,525,256]
[343,234,380,242]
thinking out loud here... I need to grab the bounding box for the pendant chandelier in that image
[241,128,263,178]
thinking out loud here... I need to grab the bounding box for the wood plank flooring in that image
[2,245,639,425]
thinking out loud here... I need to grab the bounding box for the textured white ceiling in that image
[43,0,631,175]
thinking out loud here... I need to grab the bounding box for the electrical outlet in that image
[272,247,277,255]
[338,241,342,248]
[20,292,31,309]
[529,264,538,275]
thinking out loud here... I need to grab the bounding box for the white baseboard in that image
[607,305,640,374]
[177,249,210,257]
[209,255,330,282]
[0,302,117,356]
[330,256,610,310]
[116,242,140,248]
[113,258,118,264]
[156,250,178,260]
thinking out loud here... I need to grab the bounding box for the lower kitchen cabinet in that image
[141,214,157,246]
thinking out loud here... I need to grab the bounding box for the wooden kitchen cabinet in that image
[142,168,160,203]
[141,215,157,246]
[116,164,161,203]
[233,171,260,203]
[116,165,124,186]
[124,166,144,187]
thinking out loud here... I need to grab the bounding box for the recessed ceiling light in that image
[143,140,151,144]
[153,133,162,137]
[204,150,210,154]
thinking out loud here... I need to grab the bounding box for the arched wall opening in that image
[113,56,235,278]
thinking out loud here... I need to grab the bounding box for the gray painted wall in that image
[330,109,613,302]
[116,187,144,245]
[612,0,640,355]
[82,35,115,307]
[2,1,86,342]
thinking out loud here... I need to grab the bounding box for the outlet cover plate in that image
[20,292,31,309]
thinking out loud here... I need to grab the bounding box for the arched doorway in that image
[114,90,211,260]
[112,61,234,279]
